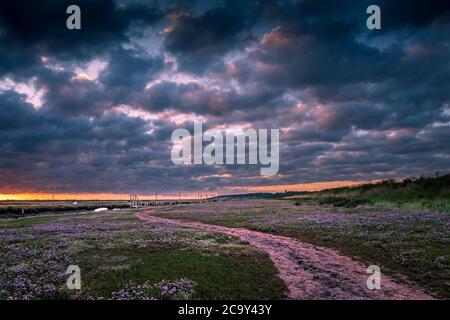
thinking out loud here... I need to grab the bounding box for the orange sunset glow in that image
[244,180,369,193]
[0,181,365,200]
[0,193,209,201]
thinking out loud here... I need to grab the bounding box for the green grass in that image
[0,211,98,228]
[311,196,374,208]
[294,173,450,212]
[81,248,286,299]
[0,208,142,228]
[0,200,131,215]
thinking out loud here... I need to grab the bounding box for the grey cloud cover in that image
[0,0,449,194]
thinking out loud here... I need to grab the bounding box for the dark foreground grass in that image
[0,200,131,217]
[82,249,284,299]
[154,200,450,298]
[0,211,286,300]
[0,211,96,228]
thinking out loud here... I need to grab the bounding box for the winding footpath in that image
[136,211,433,300]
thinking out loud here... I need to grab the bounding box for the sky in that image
[0,0,449,199]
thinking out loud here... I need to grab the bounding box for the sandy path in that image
[136,211,432,300]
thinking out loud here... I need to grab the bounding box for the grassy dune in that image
[295,173,450,212]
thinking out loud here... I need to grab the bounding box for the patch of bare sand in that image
[136,211,433,300]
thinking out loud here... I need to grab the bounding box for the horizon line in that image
[0,180,369,200]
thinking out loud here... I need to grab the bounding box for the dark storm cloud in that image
[162,1,258,73]
[40,70,111,116]
[377,0,450,30]
[135,80,282,116]
[25,46,165,116]
[99,47,164,90]
[316,104,386,131]
[0,91,40,131]
[221,0,450,133]
[0,91,151,154]
[0,90,185,193]
[0,0,161,62]
[0,0,449,194]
